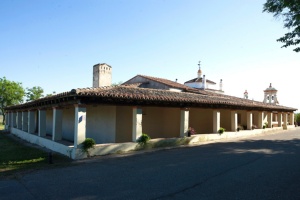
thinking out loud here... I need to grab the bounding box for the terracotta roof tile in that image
[5,85,297,112]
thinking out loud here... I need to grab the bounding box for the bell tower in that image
[93,63,112,87]
[263,83,279,104]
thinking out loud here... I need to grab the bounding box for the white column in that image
[180,109,189,137]
[74,105,87,148]
[52,107,62,141]
[231,111,237,131]
[12,112,17,128]
[267,112,273,128]
[132,107,142,142]
[247,111,253,130]
[10,112,13,128]
[283,113,288,129]
[5,112,9,130]
[289,112,294,126]
[22,111,28,132]
[213,110,220,133]
[257,112,264,129]
[17,112,22,129]
[278,113,282,127]
[38,109,47,137]
[28,110,36,134]
[7,112,11,128]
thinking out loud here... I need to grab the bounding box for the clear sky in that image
[0,0,299,111]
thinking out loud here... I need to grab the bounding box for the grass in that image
[0,131,72,179]
[136,137,192,151]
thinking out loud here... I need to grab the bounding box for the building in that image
[4,63,297,159]
[184,61,223,93]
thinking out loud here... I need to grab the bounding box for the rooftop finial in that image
[197,61,202,78]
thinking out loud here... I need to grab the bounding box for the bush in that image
[137,133,151,146]
[81,138,96,156]
[218,127,225,134]
[187,127,196,137]
[237,125,244,131]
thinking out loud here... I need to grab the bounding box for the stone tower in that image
[93,63,112,87]
[263,83,279,104]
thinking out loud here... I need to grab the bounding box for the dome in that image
[264,83,277,91]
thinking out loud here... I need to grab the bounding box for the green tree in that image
[263,0,300,52]
[295,113,300,125]
[0,77,25,124]
[26,86,44,102]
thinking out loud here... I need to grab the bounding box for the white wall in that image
[46,109,53,136]
[86,105,116,144]
[189,108,214,133]
[115,106,132,143]
[62,107,75,141]
[142,107,181,138]
[220,109,231,131]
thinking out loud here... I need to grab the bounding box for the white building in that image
[4,63,297,159]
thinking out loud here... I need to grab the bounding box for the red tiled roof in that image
[124,75,202,92]
[5,85,296,112]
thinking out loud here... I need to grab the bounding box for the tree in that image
[295,113,300,125]
[26,86,44,102]
[263,0,300,52]
[0,77,25,124]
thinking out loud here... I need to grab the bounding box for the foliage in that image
[187,127,196,137]
[0,77,25,124]
[237,125,244,131]
[218,127,225,134]
[295,113,300,122]
[137,133,151,146]
[152,137,190,148]
[81,138,96,154]
[263,0,300,52]
[264,122,268,128]
[26,86,44,102]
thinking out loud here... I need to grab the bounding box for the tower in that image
[263,83,279,104]
[93,63,112,87]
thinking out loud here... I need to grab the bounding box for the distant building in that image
[184,61,224,94]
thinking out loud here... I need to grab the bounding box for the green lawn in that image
[0,132,72,178]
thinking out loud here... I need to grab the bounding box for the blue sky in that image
[1,0,299,110]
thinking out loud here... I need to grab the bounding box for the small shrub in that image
[237,125,244,131]
[263,125,266,129]
[218,127,225,134]
[81,138,96,157]
[137,133,151,146]
[187,127,196,137]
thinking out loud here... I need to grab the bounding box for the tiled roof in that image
[5,85,296,112]
[184,77,216,84]
[126,75,202,92]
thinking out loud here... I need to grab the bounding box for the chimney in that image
[219,79,223,91]
[93,63,112,87]
[202,75,206,89]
